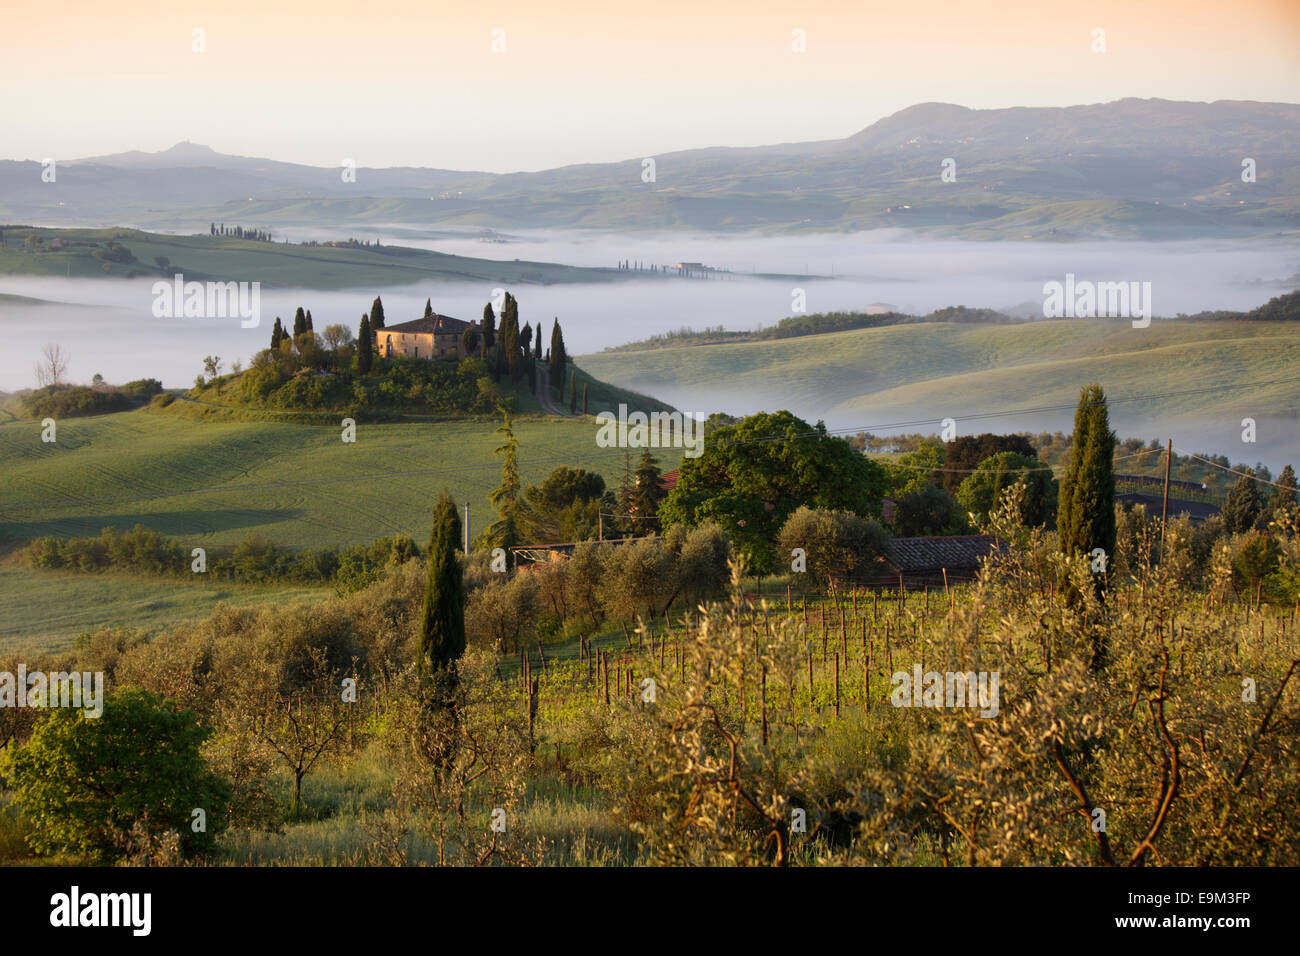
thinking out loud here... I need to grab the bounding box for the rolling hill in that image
[580,317,1300,466]
[3,99,1297,238]
[0,226,627,288]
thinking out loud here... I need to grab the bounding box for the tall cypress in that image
[1058,383,1116,665]
[481,304,496,349]
[293,307,306,338]
[305,309,314,332]
[549,318,567,389]
[418,493,466,678]
[357,314,373,374]
[270,317,284,350]
[370,295,386,330]
[424,298,434,319]
[582,383,588,415]
[569,370,577,413]
[501,293,522,384]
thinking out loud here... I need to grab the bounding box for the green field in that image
[0,407,656,553]
[582,317,1300,463]
[0,565,331,655]
[0,226,627,288]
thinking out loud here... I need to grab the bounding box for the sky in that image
[2,0,1298,172]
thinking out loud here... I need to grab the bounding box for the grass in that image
[581,317,1300,462]
[0,564,332,654]
[0,407,651,553]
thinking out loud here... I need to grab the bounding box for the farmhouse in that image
[375,312,477,360]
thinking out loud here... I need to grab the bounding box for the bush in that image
[3,688,229,862]
[20,385,135,419]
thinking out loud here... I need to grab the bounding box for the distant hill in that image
[3,99,1297,238]
[0,225,628,288]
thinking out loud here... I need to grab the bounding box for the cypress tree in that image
[370,295,385,330]
[520,322,532,357]
[534,328,542,360]
[582,383,588,415]
[481,304,496,349]
[549,318,567,389]
[569,369,577,413]
[293,307,306,338]
[305,309,314,332]
[417,493,466,679]
[270,317,283,350]
[357,315,373,374]
[424,298,434,319]
[501,293,522,384]
[1057,383,1116,662]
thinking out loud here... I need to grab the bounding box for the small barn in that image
[856,534,1005,590]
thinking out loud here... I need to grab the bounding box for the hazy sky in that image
[3,0,1299,172]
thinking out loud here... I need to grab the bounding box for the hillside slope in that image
[581,318,1300,464]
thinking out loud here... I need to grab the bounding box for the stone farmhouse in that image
[375,312,477,360]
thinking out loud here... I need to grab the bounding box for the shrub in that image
[3,688,228,862]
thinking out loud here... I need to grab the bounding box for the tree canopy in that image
[659,410,887,575]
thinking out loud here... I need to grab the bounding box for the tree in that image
[202,356,223,381]
[777,506,889,591]
[660,410,887,575]
[549,320,568,397]
[304,310,314,332]
[520,322,532,357]
[629,450,665,531]
[956,451,1057,527]
[1223,471,1263,533]
[941,433,1037,492]
[370,295,386,330]
[569,370,577,414]
[894,483,966,537]
[270,317,285,351]
[483,406,522,556]
[357,315,373,374]
[461,325,479,356]
[582,383,588,415]
[293,307,307,338]
[419,494,466,678]
[1057,383,1116,622]
[499,293,522,384]
[5,688,229,862]
[154,255,170,272]
[322,324,352,350]
[481,304,496,350]
[520,466,606,543]
[34,343,69,387]
[425,298,434,319]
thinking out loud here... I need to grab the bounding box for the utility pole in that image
[1159,438,1172,560]
[464,503,470,553]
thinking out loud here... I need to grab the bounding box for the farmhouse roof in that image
[884,534,1003,573]
[383,313,473,335]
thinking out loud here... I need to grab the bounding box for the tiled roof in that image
[660,469,680,491]
[382,313,472,335]
[884,535,1003,572]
